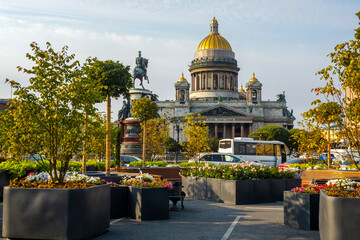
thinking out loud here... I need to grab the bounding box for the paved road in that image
[97,199,320,240]
[0,199,320,240]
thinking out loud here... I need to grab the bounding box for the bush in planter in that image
[129,160,168,167]
[0,160,38,179]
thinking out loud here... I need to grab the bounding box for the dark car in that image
[278,158,307,170]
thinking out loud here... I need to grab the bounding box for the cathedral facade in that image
[156,18,295,141]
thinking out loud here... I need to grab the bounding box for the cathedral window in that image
[213,74,218,89]
[207,75,211,89]
[252,90,257,100]
[202,75,206,90]
[180,90,185,102]
[225,76,228,89]
[230,76,233,90]
[196,76,200,90]
[220,75,224,89]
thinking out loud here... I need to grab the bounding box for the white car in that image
[189,153,260,166]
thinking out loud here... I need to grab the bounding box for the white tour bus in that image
[218,137,290,167]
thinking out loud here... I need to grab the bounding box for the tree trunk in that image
[106,95,111,176]
[82,112,88,174]
[142,120,146,168]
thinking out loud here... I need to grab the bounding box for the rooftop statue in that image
[133,51,149,89]
[276,91,286,102]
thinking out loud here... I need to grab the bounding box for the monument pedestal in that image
[119,88,154,158]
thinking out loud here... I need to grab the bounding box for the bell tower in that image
[246,73,262,104]
[175,73,190,103]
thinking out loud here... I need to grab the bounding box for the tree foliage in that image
[84,58,132,175]
[248,125,291,147]
[139,118,169,161]
[0,42,99,183]
[307,11,360,169]
[181,114,210,159]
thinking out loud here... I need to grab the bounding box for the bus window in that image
[219,140,231,149]
[256,144,266,156]
[264,144,275,156]
[234,142,246,155]
[275,145,282,157]
[246,144,257,155]
[280,145,287,163]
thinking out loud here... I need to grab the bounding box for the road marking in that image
[110,218,125,225]
[221,216,241,240]
[244,207,282,210]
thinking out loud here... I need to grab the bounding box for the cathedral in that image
[156,17,295,141]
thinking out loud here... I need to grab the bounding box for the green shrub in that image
[0,160,38,179]
[129,161,168,167]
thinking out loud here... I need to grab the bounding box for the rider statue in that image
[133,51,149,89]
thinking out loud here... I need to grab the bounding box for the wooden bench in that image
[300,169,360,185]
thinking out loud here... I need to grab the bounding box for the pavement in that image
[0,199,320,240]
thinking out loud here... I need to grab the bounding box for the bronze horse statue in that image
[133,56,149,89]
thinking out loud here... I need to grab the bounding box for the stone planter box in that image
[129,187,169,221]
[182,176,207,200]
[284,191,319,230]
[270,179,286,201]
[2,184,110,240]
[285,178,302,191]
[110,186,129,219]
[182,176,298,204]
[319,190,360,240]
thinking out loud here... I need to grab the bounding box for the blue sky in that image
[0,0,360,125]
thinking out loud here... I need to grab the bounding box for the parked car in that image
[319,153,335,161]
[121,155,142,166]
[278,158,307,170]
[189,153,258,166]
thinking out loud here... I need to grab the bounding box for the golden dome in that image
[211,17,218,25]
[238,85,245,93]
[178,73,187,82]
[197,17,232,51]
[249,73,258,82]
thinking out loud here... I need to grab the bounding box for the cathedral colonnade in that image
[207,122,253,139]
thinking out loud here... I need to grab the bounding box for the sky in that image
[0,0,360,126]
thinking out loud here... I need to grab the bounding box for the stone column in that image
[231,123,235,139]
[214,123,218,138]
[223,123,226,138]
[241,124,244,137]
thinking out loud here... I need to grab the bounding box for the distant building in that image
[0,99,10,110]
[157,18,295,141]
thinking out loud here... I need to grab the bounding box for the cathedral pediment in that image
[200,105,246,117]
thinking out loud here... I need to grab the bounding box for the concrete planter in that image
[129,187,169,221]
[319,190,360,240]
[285,178,302,191]
[2,184,110,240]
[284,191,319,230]
[110,186,129,219]
[270,179,286,201]
[182,176,293,204]
[182,176,207,200]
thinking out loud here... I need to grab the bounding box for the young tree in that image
[84,59,132,176]
[293,118,327,162]
[0,42,99,183]
[139,118,169,161]
[131,97,159,167]
[303,102,342,168]
[310,11,360,169]
[181,114,210,160]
